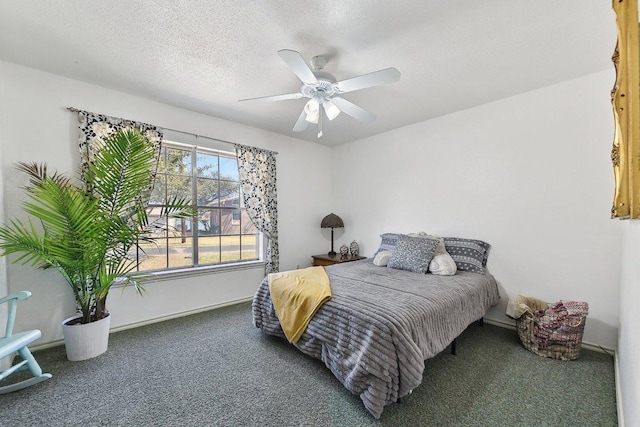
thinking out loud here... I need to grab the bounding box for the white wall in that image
[0,62,332,344]
[619,221,640,425]
[0,58,9,370]
[331,70,621,349]
[617,14,640,427]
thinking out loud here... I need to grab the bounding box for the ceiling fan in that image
[239,49,401,138]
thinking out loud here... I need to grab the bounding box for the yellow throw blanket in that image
[268,266,332,344]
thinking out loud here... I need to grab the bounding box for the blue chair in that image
[0,291,51,394]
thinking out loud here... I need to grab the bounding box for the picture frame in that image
[611,0,640,218]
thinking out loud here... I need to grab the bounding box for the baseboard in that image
[483,317,615,355]
[108,296,254,334]
[484,318,516,331]
[31,297,254,352]
[615,351,625,427]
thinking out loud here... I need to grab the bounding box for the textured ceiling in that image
[0,1,616,146]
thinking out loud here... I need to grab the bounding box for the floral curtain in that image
[75,110,163,194]
[235,144,279,274]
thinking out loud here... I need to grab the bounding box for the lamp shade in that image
[321,213,344,229]
[324,100,341,120]
[304,99,320,123]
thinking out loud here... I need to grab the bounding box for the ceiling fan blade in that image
[293,109,309,132]
[278,49,318,84]
[335,67,401,94]
[239,92,303,103]
[331,97,376,122]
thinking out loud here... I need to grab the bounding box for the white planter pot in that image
[62,313,111,361]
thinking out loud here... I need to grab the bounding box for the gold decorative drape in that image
[611,0,640,218]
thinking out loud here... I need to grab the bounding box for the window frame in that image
[132,135,265,277]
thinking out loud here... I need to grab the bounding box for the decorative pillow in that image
[373,250,393,267]
[443,237,491,274]
[374,233,403,256]
[387,235,440,274]
[408,232,456,275]
[429,253,457,276]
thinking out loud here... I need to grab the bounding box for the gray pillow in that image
[374,233,403,256]
[387,235,440,274]
[443,237,491,274]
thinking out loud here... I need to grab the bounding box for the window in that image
[133,139,261,272]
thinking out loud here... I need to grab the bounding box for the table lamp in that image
[321,213,344,256]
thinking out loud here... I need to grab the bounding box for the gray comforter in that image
[252,259,500,418]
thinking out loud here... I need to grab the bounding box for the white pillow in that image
[429,252,457,276]
[408,232,457,275]
[373,250,393,267]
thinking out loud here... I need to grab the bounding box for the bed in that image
[252,255,501,418]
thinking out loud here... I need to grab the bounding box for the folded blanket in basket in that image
[506,295,547,319]
[268,266,332,344]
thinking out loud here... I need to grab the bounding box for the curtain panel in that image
[235,144,279,274]
[76,110,163,193]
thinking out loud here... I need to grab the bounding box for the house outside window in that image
[133,137,261,272]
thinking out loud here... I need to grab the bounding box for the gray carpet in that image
[0,302,617,426]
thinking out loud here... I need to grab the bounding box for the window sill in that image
[128,260,266,284]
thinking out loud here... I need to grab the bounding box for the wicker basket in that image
[516,301,588,361]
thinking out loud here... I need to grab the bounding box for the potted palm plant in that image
[0,129,192,361]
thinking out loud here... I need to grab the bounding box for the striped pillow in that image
[443,237,491,274]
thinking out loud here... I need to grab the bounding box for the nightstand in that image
[312,253,366,267]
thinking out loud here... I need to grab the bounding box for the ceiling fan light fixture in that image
[240,49,401,138]
[304,99,319,123]
[324,100,340,120]
[306,113,319,124]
